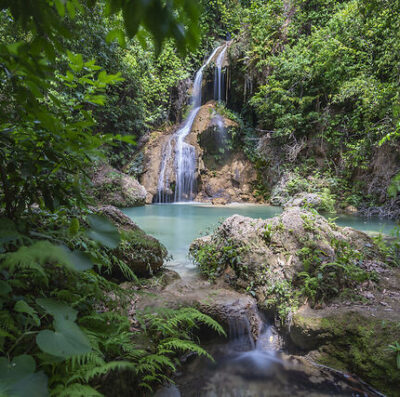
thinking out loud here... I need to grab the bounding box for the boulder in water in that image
[191,207,380,286]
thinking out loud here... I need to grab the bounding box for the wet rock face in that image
[192,103,258,204]
[91,163,146,207]
[95,205,167,278]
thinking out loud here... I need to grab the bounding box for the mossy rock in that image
[95,205,168,279]
[114,228,167,278]
[290,307,400,396]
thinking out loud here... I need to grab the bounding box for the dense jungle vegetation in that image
[0,0,399,396]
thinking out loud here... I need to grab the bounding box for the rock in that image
[189,206,384,325]
[212,197,229,205]
[139,129,176,203]
[91,163,146,207]
[137,102,259,204]
[284,192,323,210]
[154,385,181,397]
[270,173,336,212]
[135,276,263,341]
[95,206,167,278]
[289,303,400,396]
[191,207,380,289]
[344,205,358,215]
[92,205,137,230]
[194,204,400,396]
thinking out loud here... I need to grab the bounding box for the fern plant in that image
[0,210,224,396]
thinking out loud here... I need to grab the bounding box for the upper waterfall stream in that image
[214,43,227,102]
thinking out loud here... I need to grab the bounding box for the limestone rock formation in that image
[190,207,381,289]
[283,192,323,210]
[95,205,167,278]
[289,288,400,395]
[134,272,263,341]
[91,163,147,207]
[138,129,176,203]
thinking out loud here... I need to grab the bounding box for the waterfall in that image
[157,138,173,203]
[214,44,228,102]
[157,45,222,202]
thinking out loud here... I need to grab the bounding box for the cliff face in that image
[135,101,259,204]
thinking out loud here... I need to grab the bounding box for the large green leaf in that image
[63,247,93,272]
[36,317,91,359]
[0,355,48,397]
[86,214,120,249]
[36,298,77,322]
[0,281,11,296]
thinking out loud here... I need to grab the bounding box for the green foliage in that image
[373,226,400,267]
[0,0,200,55]
[0,210,222,395]
[264,278,299,322]
[0,0,233,395]
[388,341,400,370]
[388,173,400,199]
[297,237,377,304]
[190,240,247,281]
[0,55,123,218]
[86,215,120,249]
[0,355,48,397]
[240,0,400,207]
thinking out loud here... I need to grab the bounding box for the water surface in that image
[122,203,395,276]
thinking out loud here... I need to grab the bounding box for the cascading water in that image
[157,138,173,203]
[214,44,228,102]
[157,45,222,202]
[156,311,385,396]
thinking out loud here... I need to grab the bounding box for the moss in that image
[293,311,400,396]
[110,228,167,279]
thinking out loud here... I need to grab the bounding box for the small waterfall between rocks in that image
[156,45,223,202]
[155,310,385,397]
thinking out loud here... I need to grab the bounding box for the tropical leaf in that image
[86,215,120,249]
[0,355,49,397]
[36,317,91,359]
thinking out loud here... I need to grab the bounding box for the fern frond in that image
[138,354,176,372]
[67,351,106,372]
[165,308,226,336]
[160,338,213,361]
[71,360,137,384]
[51,383,103,397]
[115,259,138,281]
